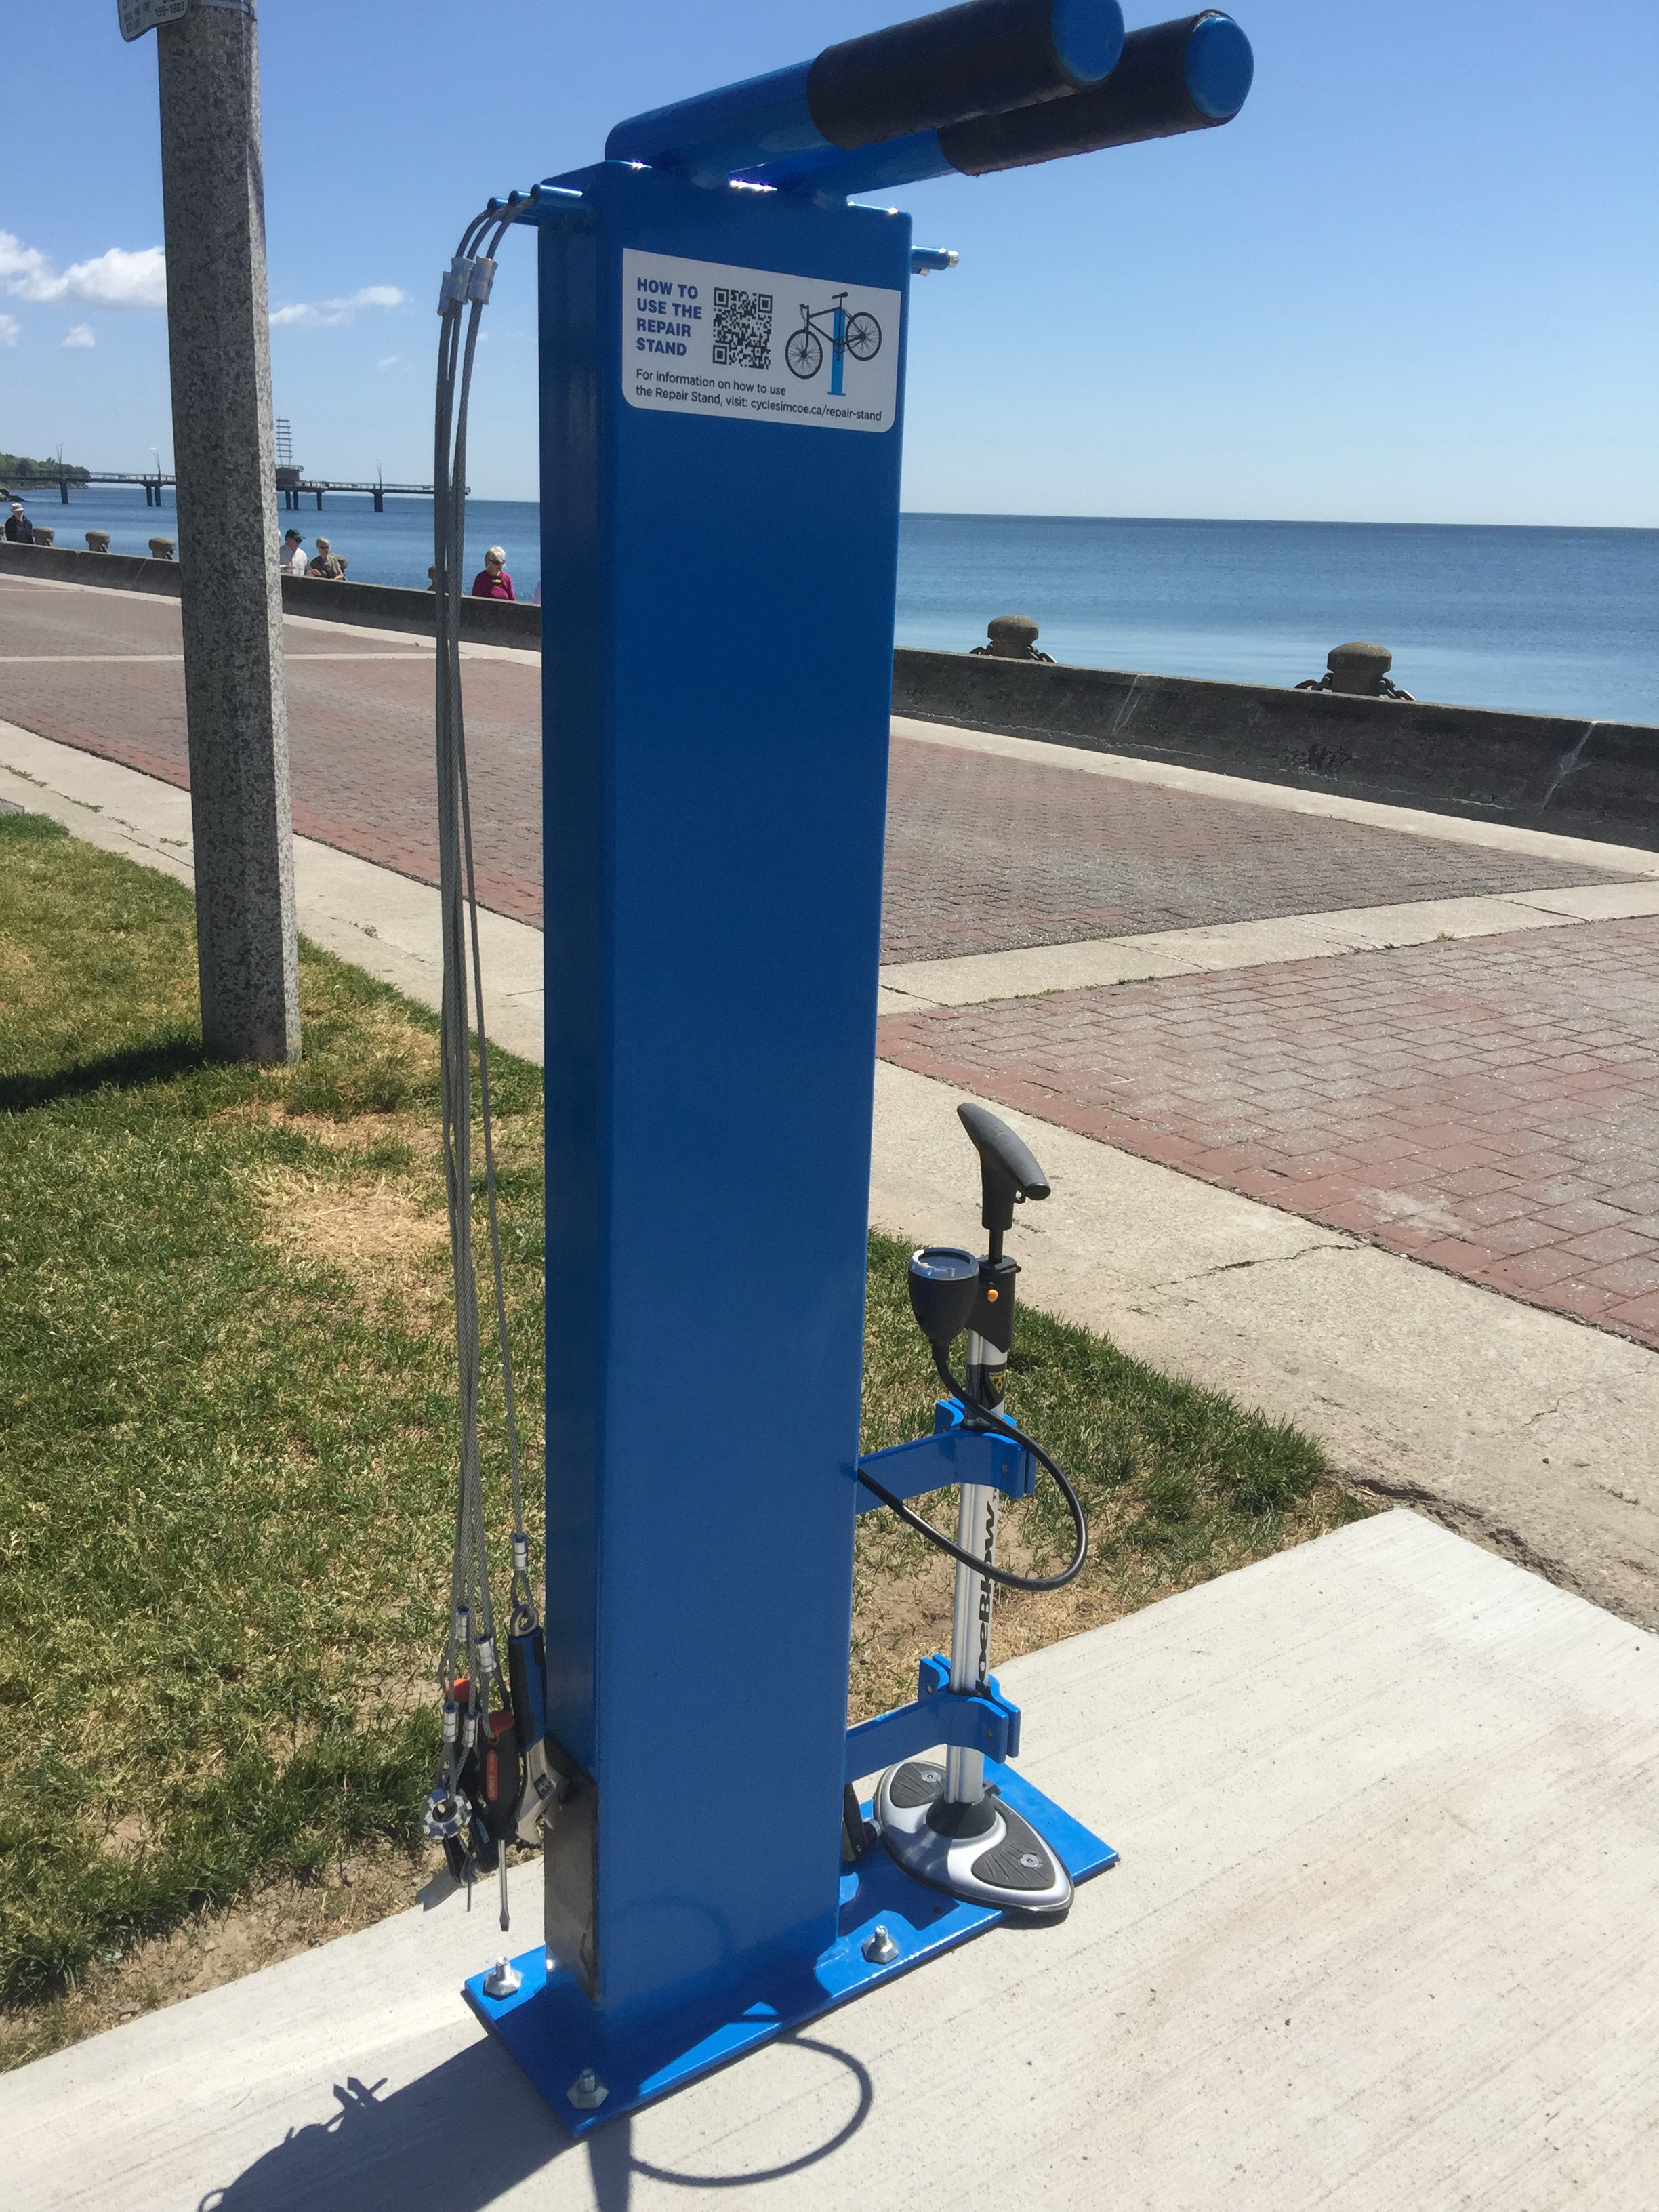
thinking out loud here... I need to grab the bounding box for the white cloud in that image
[62,323,96,349]
[269,284,407,330]
[0,229,405,333]
[0,233,50,290]
[0,231,166,310]
[377,353,402,370]
[0,314,18,346]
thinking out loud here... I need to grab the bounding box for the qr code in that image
[712,287,773,369]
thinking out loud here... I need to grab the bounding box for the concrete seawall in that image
[7,539,1655,847]
[0,539,539,648]
[893,649,1659,848]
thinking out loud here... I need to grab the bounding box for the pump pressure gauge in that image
[907,1245,981,1347]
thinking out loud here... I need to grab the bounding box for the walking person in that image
[279,528,308,576]
[5,501,35,544]
[310,535,346,581]
[471,545,515,600]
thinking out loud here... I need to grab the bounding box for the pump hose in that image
[857,1344,1089,1593]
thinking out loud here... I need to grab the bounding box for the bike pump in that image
[876,1107,1075,1916]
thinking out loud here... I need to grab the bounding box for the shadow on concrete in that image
[196,2030,873,2211]
[0,1036,205,1112]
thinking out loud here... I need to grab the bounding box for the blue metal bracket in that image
[844,1651,1022,1781]
[855,1398,1034,1514]
[469,1759,1117,2138]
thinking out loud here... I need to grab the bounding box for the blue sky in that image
[2,0,1655,524]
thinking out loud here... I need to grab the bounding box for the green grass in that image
[0,812,1363,2041]
[0,813,541,2016]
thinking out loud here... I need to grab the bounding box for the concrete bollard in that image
[148,537,178,560]
[1296,640,1414,701]
[1327,641,1393,695]
[31,525,56,548]
[85,530,112,553]
[971,613,1056,663]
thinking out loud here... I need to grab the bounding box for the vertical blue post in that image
[535,163,911,2049]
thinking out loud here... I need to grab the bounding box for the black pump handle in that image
[957,1103,1050,1236]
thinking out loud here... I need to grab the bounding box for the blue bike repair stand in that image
[461,157,1115,2134]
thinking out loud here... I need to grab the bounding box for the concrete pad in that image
[3,1511,1654,2209]
[0,720,544,1063]
[891,714,1659,877]
[872,1059,1659,1630]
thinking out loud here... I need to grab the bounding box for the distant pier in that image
[2,467,442,512]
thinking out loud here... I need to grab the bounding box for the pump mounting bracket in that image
[855,1398,1035,1513]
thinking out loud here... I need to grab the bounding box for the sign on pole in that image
[117,0,189,38]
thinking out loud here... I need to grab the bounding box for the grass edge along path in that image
[0,812,1366,2067]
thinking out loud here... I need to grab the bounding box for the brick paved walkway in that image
[12,577,1659,1357]
[0,579,544,924]
[879,739,1631,960]
[1,579,1631,952]
[878,916,1659,1350]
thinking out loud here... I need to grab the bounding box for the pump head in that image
[957,1103,1050,1238]
[908,1244,981,1345]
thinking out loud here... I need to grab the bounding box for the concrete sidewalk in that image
[3,1512,1654,2210]
[872,1061,1659,1629]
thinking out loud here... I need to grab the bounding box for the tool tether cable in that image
[430,193,541,1923]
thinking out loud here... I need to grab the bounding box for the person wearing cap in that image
[471,544,514,600]
[5,500,35,544]
[279,527,308,576]
[310,535,346,581]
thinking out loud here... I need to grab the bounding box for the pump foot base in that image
[466,1760,1113,2135]
[874,1759,1074,1917]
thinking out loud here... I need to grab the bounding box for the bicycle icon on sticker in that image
[785,292,882,396]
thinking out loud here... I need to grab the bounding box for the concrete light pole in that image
[154,0,299,1063]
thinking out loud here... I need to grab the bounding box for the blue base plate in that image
[466,1763,1115,2135]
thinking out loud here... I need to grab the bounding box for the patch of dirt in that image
[98,1811,148,1859]
[848,1482,1362,1723]
[850,1541,1114,1724]
[251,1166,448,1292]
[217,1096,440,1156]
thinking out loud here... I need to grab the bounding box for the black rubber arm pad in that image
[940,10,1223,173]
[958,1101,1050,1234]
[808,0,1100,153]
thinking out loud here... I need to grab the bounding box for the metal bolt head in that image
[862,1923,899,1965]
[483,1955,522,2000]
[568,2066,609,2111]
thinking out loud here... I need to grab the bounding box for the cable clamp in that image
[438,255,474,312]
[467,256,497,306]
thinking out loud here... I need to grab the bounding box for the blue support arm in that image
[855,1397,1035,1514]
[845,1654,1023,1782]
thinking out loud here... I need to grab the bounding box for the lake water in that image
[17,487,1658,725]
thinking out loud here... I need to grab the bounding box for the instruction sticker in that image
[622,250,901,433]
